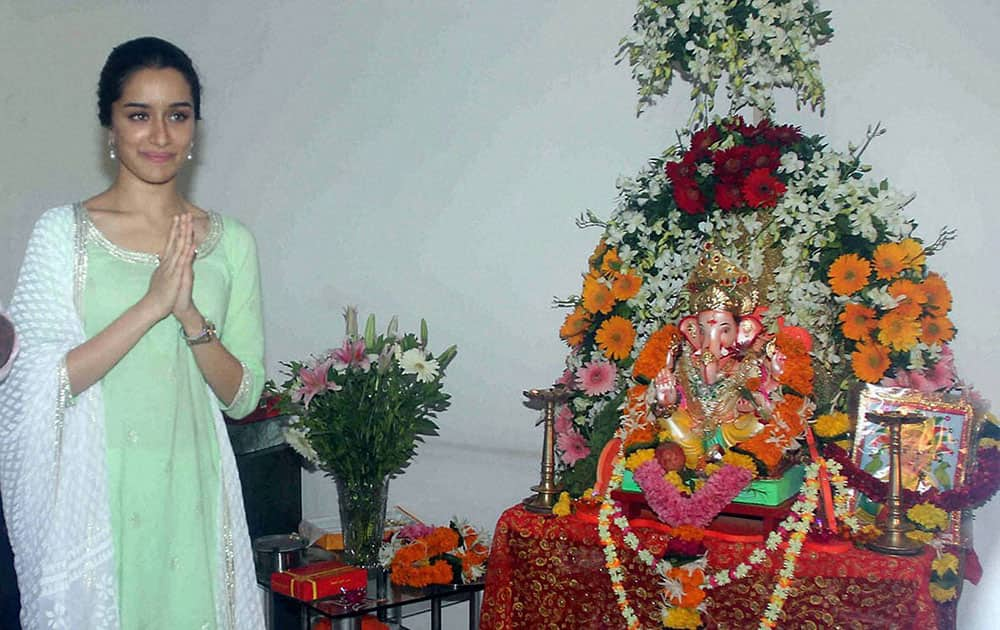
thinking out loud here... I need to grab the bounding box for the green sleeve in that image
[218,217,265,418]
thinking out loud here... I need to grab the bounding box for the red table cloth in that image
[481,505,953,629]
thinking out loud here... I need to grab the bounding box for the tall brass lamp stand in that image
[522,384,570,514]
[866,411,925,556]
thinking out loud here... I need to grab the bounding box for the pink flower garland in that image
[633,460,753,527]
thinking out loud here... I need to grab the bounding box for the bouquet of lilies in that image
[273,307,456,485]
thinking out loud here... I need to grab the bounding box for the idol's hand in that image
[653,367,679,409]
[143,214,192,321]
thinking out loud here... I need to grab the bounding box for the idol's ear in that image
[679,315,701,349]
[736,314,764,348]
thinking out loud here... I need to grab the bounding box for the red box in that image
[271,559,368,601]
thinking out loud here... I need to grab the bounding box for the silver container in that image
[253,533,308,583]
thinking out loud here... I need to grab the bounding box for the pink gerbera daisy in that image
[557,429,591,466]
[554,404,574,434]
[555,369,575,388]
[575,360,617,396]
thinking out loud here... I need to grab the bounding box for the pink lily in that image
[331,338,372,371]
[292,358,340,408]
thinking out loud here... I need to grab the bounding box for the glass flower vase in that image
[335,476,389,568]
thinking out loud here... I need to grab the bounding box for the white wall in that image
[1,1,998,626]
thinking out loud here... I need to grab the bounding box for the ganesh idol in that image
[644,246,798,469]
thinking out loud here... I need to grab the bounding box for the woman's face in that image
[109,67,195,186]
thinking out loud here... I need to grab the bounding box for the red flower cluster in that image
[664,117,802,215]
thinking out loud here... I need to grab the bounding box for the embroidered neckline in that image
[74,202,223,265]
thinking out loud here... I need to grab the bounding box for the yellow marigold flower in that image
[834,438,853,452]
[814,412,851,438]
[665,470,688,494]
[552,492,572,517]
[625,449,656,471]
[721,451,760,477]
[929,583,958,603]
[851,524,882,544]
[907,502,949,531]
[932,553,960,576]
[980,437,1000,450]
[905,530,935,544]
[662,606,702,630]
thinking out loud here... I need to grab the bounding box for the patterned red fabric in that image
[481,505,952,629]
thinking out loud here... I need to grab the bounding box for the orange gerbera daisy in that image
[600,248,622,275]
[921,315,955,345]
[611,272,642,301]
[888,279,927,306]
[828,254,871,296]
[839,303,878,341]
[893,299,923,321]
[852,341,891,383]
[878,309,922,352]
[595,316,636,360]
[921,273,953,315]
[589,239,608,268]
[899,238,926,270]
[582,276,614,315]
[559,307,591,347]
[872,242,907,280]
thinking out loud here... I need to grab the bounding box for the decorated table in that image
[481,505,951,629]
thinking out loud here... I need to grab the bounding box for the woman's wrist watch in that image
[181,320,216,346]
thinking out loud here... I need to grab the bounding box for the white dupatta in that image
[0,206,263,629]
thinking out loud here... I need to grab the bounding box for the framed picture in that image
[850,385,975,544]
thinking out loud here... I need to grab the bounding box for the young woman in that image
[0,37,265,629]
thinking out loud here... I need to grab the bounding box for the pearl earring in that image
[187,143,194,161]
[108,141,117,161]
